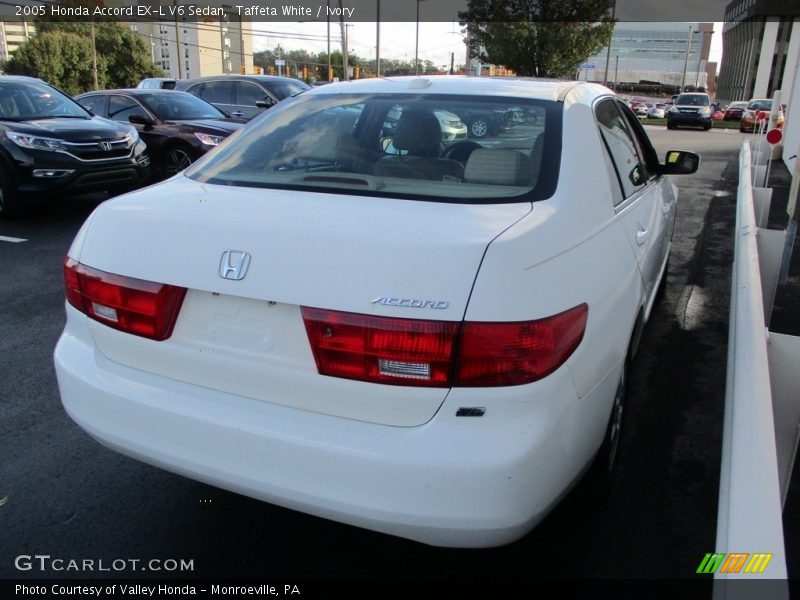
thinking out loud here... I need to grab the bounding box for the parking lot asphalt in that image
[1,129,795,585]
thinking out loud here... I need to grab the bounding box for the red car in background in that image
[723,101,748,121]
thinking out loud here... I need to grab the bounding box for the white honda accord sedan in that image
[54,77,699,548]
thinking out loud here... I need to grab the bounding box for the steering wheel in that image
[440,140,482,164]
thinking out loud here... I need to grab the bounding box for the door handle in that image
[231,111,243,117]
[636,227,648,246]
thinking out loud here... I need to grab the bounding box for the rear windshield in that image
[185,93,562,204]
[676,94,710,106]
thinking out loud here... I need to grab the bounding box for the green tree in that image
[459,0,614,78]
[2,32,98,95]
[3,19,162,94]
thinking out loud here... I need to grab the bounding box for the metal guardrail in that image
[714,140,800,595]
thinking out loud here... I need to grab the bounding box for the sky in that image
[254,21,726,72]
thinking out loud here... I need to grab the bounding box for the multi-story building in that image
[127,0,253,80]
[716,1,800,106]
[0,20,34,62]
[586,22,715,93]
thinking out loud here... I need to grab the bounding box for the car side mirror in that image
[81,105,95,115]
[659,150,700,175]
[256,99,274,109]
[129,114,155,127]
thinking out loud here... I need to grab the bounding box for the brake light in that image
[301,304,587,388]
[63,258,186,341]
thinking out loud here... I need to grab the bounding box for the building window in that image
[186,60,190,72]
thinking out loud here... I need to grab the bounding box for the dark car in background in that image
[723,101,748,121]
[76,89,244,177]
[0,75,149,218]
[175,75,310,121]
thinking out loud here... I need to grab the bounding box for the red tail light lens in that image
[454,305,588,386]
[301,304,588,388]
[302,307,458,387]
[63,258,186,341]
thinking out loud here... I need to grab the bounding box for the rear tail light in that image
[302,304,588,388]
[63,258,186,341]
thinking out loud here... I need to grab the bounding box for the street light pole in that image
[680,25,693,93]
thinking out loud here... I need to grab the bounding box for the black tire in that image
[580,350,630,499]
[667,122,675,130]
[468,118,489,139]
[162,143,193,178]
[0,166,23,219]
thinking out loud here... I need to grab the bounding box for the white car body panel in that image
[74,179,530,426]
[54,77,681,547]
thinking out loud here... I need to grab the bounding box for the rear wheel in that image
[581,349,630,498]
[0,166,23,219]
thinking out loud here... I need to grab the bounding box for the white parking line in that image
[0,235,27,243]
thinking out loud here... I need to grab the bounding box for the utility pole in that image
[173,0,182,79]
[339,0,349,81]
[91,22,98,90]
[375,0,380,77]
[602,0,616,86]
[327,0,331,80]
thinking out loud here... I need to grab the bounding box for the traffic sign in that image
[275,59,286,66]
[580,63,596,70]
[766,129,783,145]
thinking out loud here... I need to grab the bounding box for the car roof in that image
[0,75,49,84]
[303,76,610,103]
[177,75,305,84]
[76,89,190,96]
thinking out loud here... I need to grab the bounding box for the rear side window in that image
[78,94,107,117]
[108,95,149,122]
[185,93,562,204]
[196,81,233,104]
[235,81,267,106]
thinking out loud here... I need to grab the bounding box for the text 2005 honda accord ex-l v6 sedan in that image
[54,77,699,548]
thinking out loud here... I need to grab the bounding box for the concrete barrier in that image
[714,140,800,595]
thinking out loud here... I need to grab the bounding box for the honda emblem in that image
[219,250,251,280]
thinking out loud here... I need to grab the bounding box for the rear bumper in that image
[54,305,618,547]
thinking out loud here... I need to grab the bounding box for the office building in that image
[586,22,714,92]
[716,0,800,106]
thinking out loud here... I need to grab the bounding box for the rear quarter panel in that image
[465,98,643,400]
